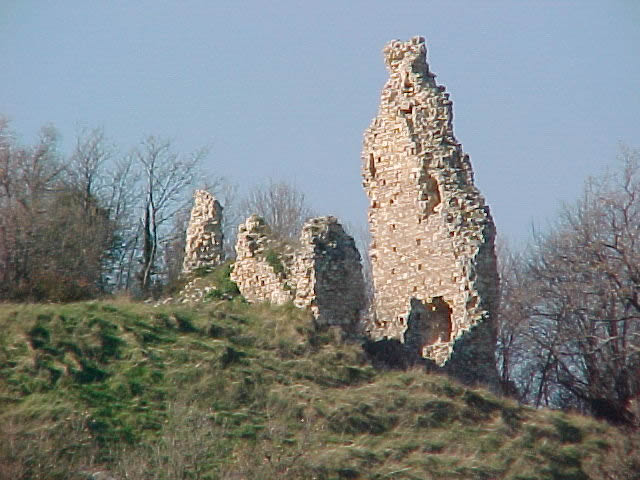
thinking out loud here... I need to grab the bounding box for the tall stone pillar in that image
[362,37,499,385]
[182,190,224,274]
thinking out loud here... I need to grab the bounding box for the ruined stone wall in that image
[230,215,295,305]
[231,215,365,329]
[292,217,366,329]
[182,190,224,274]
[362,37,499,384]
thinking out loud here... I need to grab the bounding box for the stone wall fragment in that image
[230,215,295,305]
[292,216,366,330]
[231,215,365,329]
[362,36,499,385]
[182,190,224,274]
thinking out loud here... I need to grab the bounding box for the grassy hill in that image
[1,295,639,479]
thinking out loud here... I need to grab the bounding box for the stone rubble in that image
[362,36,499,385]
[177,276,223,304]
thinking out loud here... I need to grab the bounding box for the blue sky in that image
[1,1,639,245]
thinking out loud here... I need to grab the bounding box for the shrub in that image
[264,248,286,275]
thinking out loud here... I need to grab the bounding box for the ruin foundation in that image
[231,215,366,330]
[362,37,499,386]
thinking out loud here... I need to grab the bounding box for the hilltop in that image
[1,287,638,479]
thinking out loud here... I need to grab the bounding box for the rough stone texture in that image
[231,215,365,329]
[230,215,295,305]
[292,217,366,329]
[182,190,224,274]
[362,37,499,385]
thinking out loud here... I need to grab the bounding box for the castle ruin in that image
[179,37,500,386]
[231,215,365,329]
[231,215,294,305]
[362,37,499,385]
[182,190,224,274]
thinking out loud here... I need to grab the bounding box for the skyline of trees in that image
[0,119,215,299]
[497,147,640,425]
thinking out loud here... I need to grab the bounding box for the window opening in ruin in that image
[369,153,376,178]
[425,297,453,345]
[392,247,397,252]
[405,297,453,357]
[389,199,394,205]
[417,264,422,271]
[416,238,421,246]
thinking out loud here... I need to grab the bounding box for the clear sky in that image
[1,1,638,245]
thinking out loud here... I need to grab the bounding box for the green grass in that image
[175,261,242,302]
[0,299,638,479]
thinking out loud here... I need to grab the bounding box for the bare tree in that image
[494,241,538,400]
[66,128,113,210]
[134,137,208,294]
[0,120,66,298]
[502,147,640,424]
[217,181,240,259]
[238,179,315,242]
[0,119,228,299]
[103,155,142,291]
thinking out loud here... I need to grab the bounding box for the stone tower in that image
[362,37,499,385]
[182,190,224,274]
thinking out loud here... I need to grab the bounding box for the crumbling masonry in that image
[231,215,365,329]
[182,190,224,274]
[362,37,499,385]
